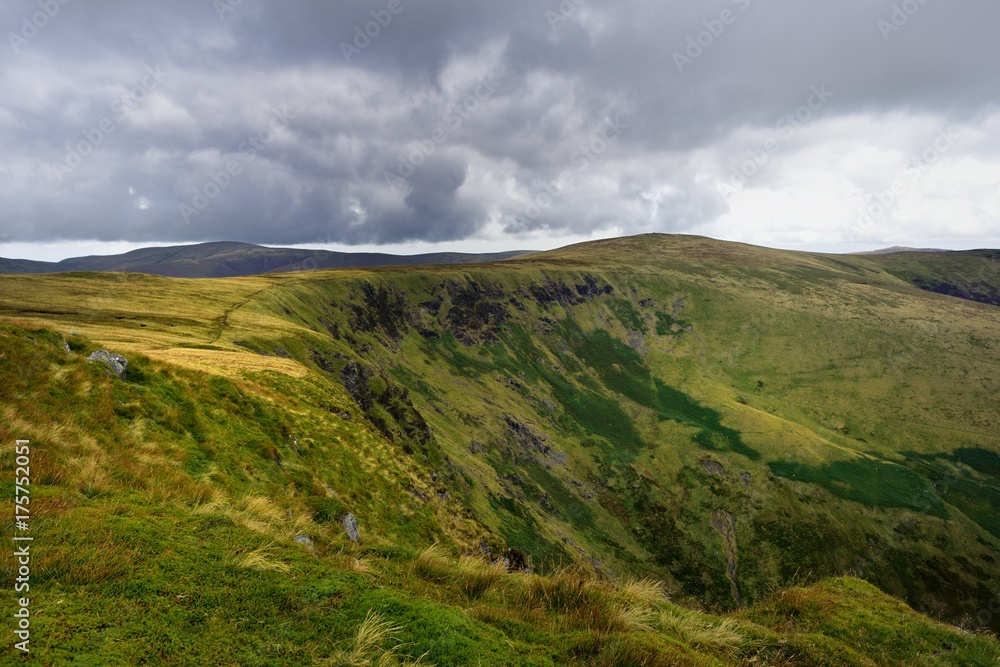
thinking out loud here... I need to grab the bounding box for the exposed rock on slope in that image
[88,349,128,379]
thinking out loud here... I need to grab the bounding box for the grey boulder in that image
[88,350,128,379]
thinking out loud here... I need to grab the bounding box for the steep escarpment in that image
[220,254,1000,629]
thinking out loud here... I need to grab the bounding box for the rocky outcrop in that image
[88,350,128,379]
[340,360,433,456]
[505,416,549,456]
[340,361,372,409]
[526,276,612,308]
[341,512,360,543]
[710,510,742,607]
[504,548,530,573]
[626,330,647,355]
[701,460,725,477]
[444,279,509,345]
[350,282,411,340]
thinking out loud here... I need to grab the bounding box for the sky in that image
[1,0,999,262]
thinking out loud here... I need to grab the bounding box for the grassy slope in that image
[861,249,1000,306]
[1,233,998,664]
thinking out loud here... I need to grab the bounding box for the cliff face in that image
[219,236,1000,626]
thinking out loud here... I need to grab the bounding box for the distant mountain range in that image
[0,242,532,278]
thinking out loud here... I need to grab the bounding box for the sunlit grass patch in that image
[146,347,309,378]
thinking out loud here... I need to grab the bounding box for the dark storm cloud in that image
[1,0,999,247]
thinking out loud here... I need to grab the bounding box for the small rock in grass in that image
[341,513,360,543]
[701,460,725,477]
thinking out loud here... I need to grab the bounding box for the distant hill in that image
[0,241,532,278]
[862,248,1000,306]
[853,246,952,255]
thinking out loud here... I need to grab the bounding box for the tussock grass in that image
[194,494,288,536]
[413,544,510,600]
[146,347,309,378]
[287,511,321,541]
[141,469,214,505]
[0,407,74,449]
[657,607,751,658]
[607,601,655,634]
[347,556,373,574]
[454,555,508,600]
[235,542,292,573]
[512,566,646,634]
[321,612,431,667]
[618,577,668,606]
[68,451,109,497]
[412,543,451,583]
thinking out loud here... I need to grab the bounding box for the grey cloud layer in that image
[1,0,998,245]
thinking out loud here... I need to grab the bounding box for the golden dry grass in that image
[193,494,290,537]
[656,608,752,658]
[236,543,292,573]
[145,347,308,378]
[454,556,508,600]
[412,543,451,582]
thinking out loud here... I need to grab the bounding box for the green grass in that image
[609,298,648,333]
[2,233,1000,663]
[768,458,948,517]
[554,323,757,460]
